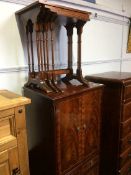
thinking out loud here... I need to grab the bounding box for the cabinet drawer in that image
[121,119,131,138]
[0,115,16,139]
[65,156,99,175]
[123,102,131,122]
[0,115,17,152]
[121,133,131,153]
[81,155,98,175]
[0,109,14,119]
[65,167,81,175]
[124,84,131,100]
[120,147,131,167]
[118,160,131,175]
[82,165,98,175]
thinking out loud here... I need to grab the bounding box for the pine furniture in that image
[0,90,30,175]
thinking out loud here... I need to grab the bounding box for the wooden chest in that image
[0,90,30,175]
[24,83,103,175]
[86,71,131,175]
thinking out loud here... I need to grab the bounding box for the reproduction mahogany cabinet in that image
[24,83,103,175]
[16,1,103,174]
[0,90,30,175]
[86,71,131,175]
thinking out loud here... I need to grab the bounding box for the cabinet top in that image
[86,71,131,84]
[24,82,103,101]
[0,90,31,111]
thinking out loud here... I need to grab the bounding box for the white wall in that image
[63,0,131,75]
[97,0,131,14]
[0,1,26,94]
[0,0,131,95]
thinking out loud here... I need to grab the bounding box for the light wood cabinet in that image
[0,90,31,175]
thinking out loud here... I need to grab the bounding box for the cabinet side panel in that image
[100,85,121,175]
[24,88,56,175]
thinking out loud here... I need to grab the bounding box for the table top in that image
[86,71,131,83]
[0,90,31,111]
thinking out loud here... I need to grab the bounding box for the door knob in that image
[18,109,23,114]
[83,124,87,130]
[77,126,80,132]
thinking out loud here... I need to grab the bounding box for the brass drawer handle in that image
[18,109,23,114]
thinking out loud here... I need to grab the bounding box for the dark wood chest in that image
[86,71,131,175]
[24,83,103,175]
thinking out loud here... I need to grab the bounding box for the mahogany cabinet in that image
[0,90,30,175]
[86,71,131,175]
[24,83,103,175]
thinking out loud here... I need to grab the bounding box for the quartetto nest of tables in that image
[16,0,91,93]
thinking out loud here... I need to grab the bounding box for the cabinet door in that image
[55,97,82,173]
[0,147,20,175]
[82,90,102,157]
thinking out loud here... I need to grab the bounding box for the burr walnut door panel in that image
[56,97,82,173]
[82,90,101,158]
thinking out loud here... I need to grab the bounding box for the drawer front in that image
[81,165,98,175]
[121,133,131,153]
[65,167,81,175]
[0,109,14,119]
[121,119,131,138]
[65,155,99,175]
[124,84,131,100]
[0,115,16,139]
[81,155,99,175]
[120,147,131,167]
[123,102,131,122]
[0,115,17,152]
[118,160,131,175]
